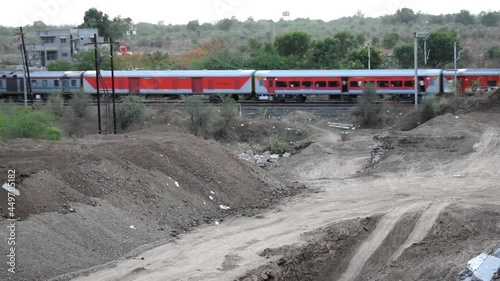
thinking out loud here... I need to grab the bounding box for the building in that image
[26,28,104,67]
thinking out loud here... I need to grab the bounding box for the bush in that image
[351,83,384,127]
[213,96,239,138]
[185,96,217,137]
[117,96,147,130]
[69,93,90,119]
[419,95,450,123]
[1,108,62,140]
[47,92,65,118]
[266,135,291,154]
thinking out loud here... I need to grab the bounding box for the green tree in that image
[193,48,244,70]
[79,8,110,39]
[455,10,476,25]
[486,46,500,59]
[274,31,311,58]
[382,32,400,49]
[47,60,75,71]
[309,37,342,68]
[346,46,383,69]
[393,43,414,68]
[217,18,234,31]
[394,8,418,24]
[74,49,127,71]
[427,28,460,67]
[187,20,200,32]
[334,31,362,54]
[479,11,500,27]
[79,8,132,40]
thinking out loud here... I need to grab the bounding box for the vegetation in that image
[2,8,499,71]
[0,108,62,140]
[351,83,385,128]
[116,96,147,130]
[266,135,291,154]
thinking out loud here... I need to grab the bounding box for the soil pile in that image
[0,127,303,281]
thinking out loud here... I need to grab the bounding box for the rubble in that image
[371,135,394,163]
[238,150,289,169]
[457,249,500,281]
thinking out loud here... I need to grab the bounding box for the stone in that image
[283,152,291,158]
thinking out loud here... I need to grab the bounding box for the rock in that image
[283,152,291,158]
[246,150,254,158]
[69,208,75,212]
[270,154,280,159]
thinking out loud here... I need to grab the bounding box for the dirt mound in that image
[0,128,304,281]
[236,204,500,281]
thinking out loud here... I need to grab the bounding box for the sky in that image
[3,0,499,27]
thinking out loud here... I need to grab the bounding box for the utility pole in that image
[367,43,371,70]
[454,42,458,96]
[110,37,117,134]
[423,38,428,65]
[414,32,430,109]
[19,27,34,108]
[19,43,28,107]
[94,33,102,134]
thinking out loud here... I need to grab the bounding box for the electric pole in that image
[367,43,371,70]
[454,42,458,96]
[19,27,34,108]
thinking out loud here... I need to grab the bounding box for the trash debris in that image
[2,183,20,196]
[175,181,180,187]
[219,205,231,210]
[457,248,500,281]
[209,196,214,201]
[215,221,220,226]
[129,225,136,230]
[210,191,215,195]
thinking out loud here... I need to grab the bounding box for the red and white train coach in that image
[442,68,500,94]
[253,69,444,101]
[82,70,255,100]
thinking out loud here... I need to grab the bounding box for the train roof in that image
[254,69,444,77]
[1,71,83,78]
[442,68,500,76]
[84,70,256,78]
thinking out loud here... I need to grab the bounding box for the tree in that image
[455,10,476,25]
[395,8,418,24]
[47,60,74,71]
[346,46,383,69]
[427,28,460,67]
[308,37,342,68]
[187,20,200,32]
[79,8,110,39]
[79,8,132,40]
[479,11,500,27]
[486,46,500,59]
[274,31,311,58]
[334,31,361,54]
[217,18,234,31]
[382,32,400,49]
[392,43,424,68]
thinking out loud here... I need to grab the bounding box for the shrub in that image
[117,96,147,130]
[47,92,65,118]
[69,93,90,119]
[213,96,239,138]
[185,96,217,137]
[266,135,291,154]
[351,83,384,127]
[1,108,62,140]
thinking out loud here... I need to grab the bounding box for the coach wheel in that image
[231,94,239,102]
[296,95,307,103]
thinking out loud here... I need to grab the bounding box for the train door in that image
[341,77,348,93]
[129,78,140,94]
[192,77,203,94]
[418,77,426,92]
[6,77,18,93]
[62,77,69,93]
[267,77,275,94]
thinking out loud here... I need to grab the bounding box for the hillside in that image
[1,9,499,69]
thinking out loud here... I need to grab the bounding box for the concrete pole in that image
[368,43,371,70]
[454,42,458,96]
[414,33,418,109]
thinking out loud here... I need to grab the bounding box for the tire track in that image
[338,201,429,281]
[390,201,451,262]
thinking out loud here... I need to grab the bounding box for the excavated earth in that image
[0,129,305,281]
[1,94,500,281]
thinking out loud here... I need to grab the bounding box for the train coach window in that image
[391,81,403,87]
[488,81,497,86]
[302,81,313,87]
[289,81,300,87]
[377,81,389,87]
[350,81,361,87]
[328,81,340,87]
[404,81,414,87]
[276,81,287,87]
[32,80,37,87]
[315,81,326,87]
[0,80,2,87]
[42,80,48,87]
[71,80,77,87]
[54,80,59,87]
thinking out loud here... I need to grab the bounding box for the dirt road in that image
[70,111,500,281]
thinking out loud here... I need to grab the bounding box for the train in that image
[1,68,499,102]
